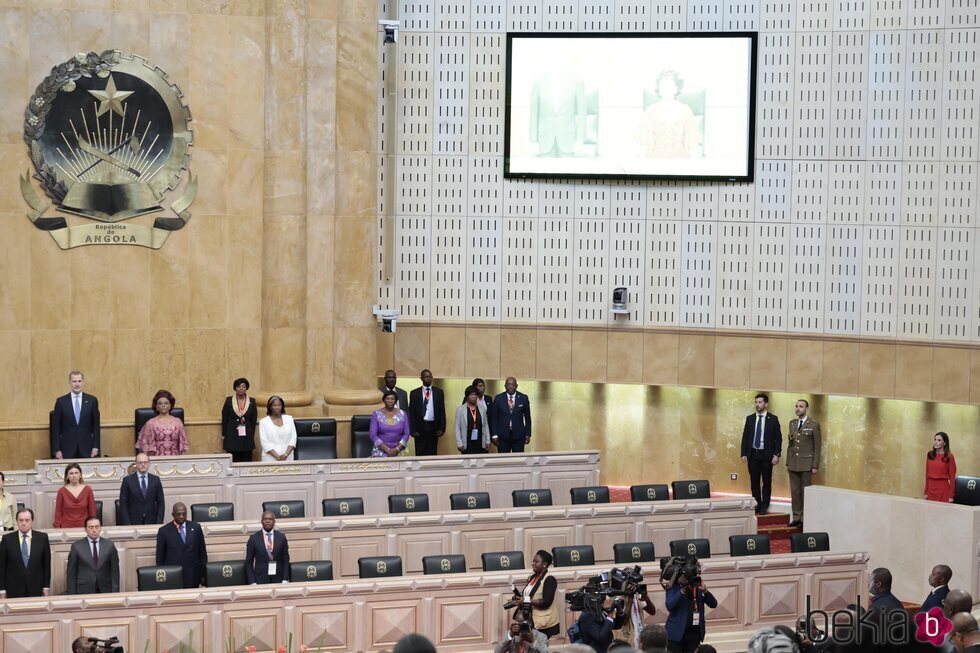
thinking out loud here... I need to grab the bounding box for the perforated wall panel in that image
[376,1,980,344]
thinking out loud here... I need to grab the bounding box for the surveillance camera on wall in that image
[373,306,400,332]
[612,287,628,312]
[379,20,399,44]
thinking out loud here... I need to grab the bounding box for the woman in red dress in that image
[923,432,957,503]
[54,462,96,528]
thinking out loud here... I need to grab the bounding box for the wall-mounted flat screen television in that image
[504,32,757,181]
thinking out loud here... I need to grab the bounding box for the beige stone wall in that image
[0,1,378,435]
[380,324,980,405]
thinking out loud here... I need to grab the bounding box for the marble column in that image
[259,0,313,406]
[318,0,382,414]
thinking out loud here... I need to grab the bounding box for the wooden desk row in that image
[41,498,756,593]
[4,451,601,528]
[0,552,870,653]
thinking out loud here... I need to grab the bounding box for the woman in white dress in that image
[258,395,297,462]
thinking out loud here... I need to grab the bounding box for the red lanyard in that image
[468,405,478,423]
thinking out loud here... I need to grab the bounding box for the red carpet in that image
[757,513,800,554]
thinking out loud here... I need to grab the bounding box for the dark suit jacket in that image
[0,530,51,598]
[490,392,532,441]
[919,585,949,613]
[244,529,290,584]
[220,396,258,453]
[665,584,717,643]
[155,520,208,588]
[66,537,119,594]
[740,412,782,459]
[409,385,447,434]
[869,591,904,613]
[51,393,101,457]
[381,385,410,411]
[577,610,625,652]
[118,472,165,525]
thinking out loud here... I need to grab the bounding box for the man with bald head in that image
[944,589,974,619]
[155,502,207,588]
[950,613,980,653]
[491,377,532,453]
[920,564,952,613]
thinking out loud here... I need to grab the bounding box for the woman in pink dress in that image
[923,431,956,503]
[137,389,189,456]
[53,462,96,528]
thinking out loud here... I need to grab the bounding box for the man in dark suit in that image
[664,569,717,653]
[245,511,290,584]
[740,393,782,515]
[490,377,532,453]
[920,564,952,613]
[118,452,165,525]
[51,370,101,459]
[66,516,119,594]
[409,369,446,456]
[381,369,410,411]
[155,502,207,588]
[0,508,51,598]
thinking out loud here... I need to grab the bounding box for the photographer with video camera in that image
[611,566,657,648]
[565,573,628,652]
[494,620,551,653]
[505,550,560,639]
[662,556,717,653]
[71,636,123,653]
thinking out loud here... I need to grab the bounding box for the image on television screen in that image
[504,32,757,181]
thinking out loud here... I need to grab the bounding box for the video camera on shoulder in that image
[85,637,124,653]
[659,555,701,590]
[565,566,645,617]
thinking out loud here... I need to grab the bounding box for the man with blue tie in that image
[118,453,165,525]
[490,377,532,453]
[51,371,101,459]
[740,393,782,515]
[0,508,51,598]
[245,511,290,584]
[155,502,208,588]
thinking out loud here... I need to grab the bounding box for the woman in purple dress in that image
[369,390,411,457]
[137,389,189,456]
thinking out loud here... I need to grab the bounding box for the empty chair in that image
[388,493,429,513]
[512,489,553,507]
[290,560,333,583]
[570,486,610,505]
[190,502,234,522]
[262,500,305,519]
[630,484,670,502]
[552,545,595,567]
[790,532,830,553]
[137,565,184,591]
[94,500,103,525]
[293,418,337,460]
[358,556,403,578]
[449,492,491,510]
[671,480,710,500]
[113,499,119,525]
[729,534,771,557]
[322,497,365,516]
[669,538,711,558]
[481,550,526,572]
[422,554,466,575]
[205,560,247,587]
[613,542,656,564]
[350,415,374,458]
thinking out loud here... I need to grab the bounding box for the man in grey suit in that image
[66,515,119,594]
[529,73,586,157]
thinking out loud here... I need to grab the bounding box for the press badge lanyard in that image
[235,396,249,436]
[691,591,700,626]
[469,405,479,441]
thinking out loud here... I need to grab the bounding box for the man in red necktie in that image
[409,369,447,456]
[246,511,290,584]
[490,377,533,454]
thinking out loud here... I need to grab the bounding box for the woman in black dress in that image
[221,377,258,463]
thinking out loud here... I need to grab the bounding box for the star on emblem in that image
[87,74,133,118]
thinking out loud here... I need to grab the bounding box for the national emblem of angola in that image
[21,50,196,249]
